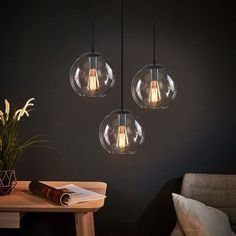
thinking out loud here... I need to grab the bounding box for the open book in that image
[29,181,106,206]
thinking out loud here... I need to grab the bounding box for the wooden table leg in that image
[74,212,95,236]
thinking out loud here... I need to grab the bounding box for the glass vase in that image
[0,170,17,196]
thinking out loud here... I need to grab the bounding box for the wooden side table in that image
[0,181,107,236]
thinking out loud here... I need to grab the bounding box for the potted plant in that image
[0,98,43,195]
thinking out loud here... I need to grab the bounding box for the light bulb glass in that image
[131,64,177,109]
[88,68,99,91]
[149,80,161,104]
[117,125,129,149]
[70,52,115,97]
[99,109,145,154]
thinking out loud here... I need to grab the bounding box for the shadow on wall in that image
[137,177,182,236]
[95,177,183,236]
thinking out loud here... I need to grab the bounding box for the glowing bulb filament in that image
[149,80,161,104]
[117,125,129,149]
[88,68,99,91]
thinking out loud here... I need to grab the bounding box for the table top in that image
[0,181,107,213]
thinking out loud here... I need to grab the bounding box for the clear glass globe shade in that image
[131,64,177,109]
[70,52,115,97]
[99,109,145,154]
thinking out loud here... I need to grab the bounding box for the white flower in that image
[0,110,5,125]
[4,99,10,121]
[13,109,22,120]
[16,98,35,121]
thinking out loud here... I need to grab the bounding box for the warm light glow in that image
[117,125,129,149]
[149,80,161,104]
[87,68,99,91]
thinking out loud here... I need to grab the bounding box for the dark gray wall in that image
[0,0,235,235]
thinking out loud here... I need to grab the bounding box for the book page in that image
[56,184,106,205]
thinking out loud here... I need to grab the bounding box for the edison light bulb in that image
[117,125,129,149]
[149,80,161,104]
[87,68,99,91]
[99,109,145,154]
[131,64,176,109]
[70,52,115,97]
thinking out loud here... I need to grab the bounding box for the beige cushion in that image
[172,193,235,236]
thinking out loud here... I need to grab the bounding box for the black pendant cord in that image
[153,0,157,65]
[153,17,156,65]
[91,0,95,53]
[120,0,124,110]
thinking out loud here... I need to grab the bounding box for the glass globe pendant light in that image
[99,0,145,154]
[131,1,177,109]
[70,0,115,97]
